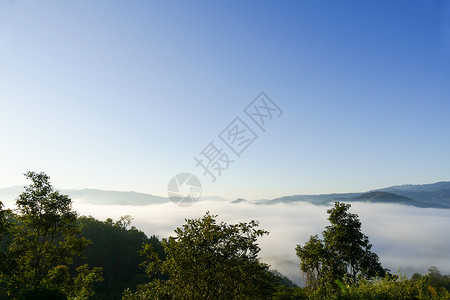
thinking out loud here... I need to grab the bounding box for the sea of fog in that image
[2,199,450,286]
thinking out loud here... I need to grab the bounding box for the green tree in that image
[333,272,450,300]
[271,270,307,300]
[74,215,163,299]
[44,263,103,299]
[124,212,278,299]
[295,234,327,291]
[296,202,386,293]
[0,200,12,292]
[4,171,102,297]
[0,201,9,240]
[422,266,450,295]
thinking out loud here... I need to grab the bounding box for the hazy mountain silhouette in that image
[231,198,250,204]
[250,182,450,208]
[376,182,450,207]
[1,181,449,208]
[0,186,226,206]
[349,191,447,208]
[0,186,169,206]
[63,188,169,205]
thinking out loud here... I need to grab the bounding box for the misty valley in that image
[1,173,450,299]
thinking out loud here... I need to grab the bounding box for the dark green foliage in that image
[426,266,450,290]
[0,172,103,298]
[19,287,68,300]
[415,267,450,296]
[272,285,307,300]
[74,215,164,299]
[271,270,298,288]
[0,201,9,240]
[296,202,386,294]
[9,172,89,288]
[323,202,386,282]
[0,201,11,295]
[124,212,278,299]
[328,271,450,300]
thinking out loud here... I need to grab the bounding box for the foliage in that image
[296,202,387,295]
[0,201,10,241]
[0,172,103,298]
[19,287,68,300]
[271,285,307,300]
[124,212,278,299]
[0,201,12,294]
[271,270,298,288]
[423,266,450,292]
[42,263,103,299]
[73,215,164,299]
[327,272,450,300]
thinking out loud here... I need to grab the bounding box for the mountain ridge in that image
[242,182,450,209]
[1,181,449,208]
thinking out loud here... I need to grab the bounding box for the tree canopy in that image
[73,215,164,299]
[0,172,103,299]
[0,200,11,284]
[124,212,278,299]
[296,202,387,294]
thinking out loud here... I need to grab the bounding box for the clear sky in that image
[1,1,449,200]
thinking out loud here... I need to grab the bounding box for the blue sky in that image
[1,1,449,199]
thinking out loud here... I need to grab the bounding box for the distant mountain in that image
[62,188,169,205]
[260,193,362,205]
[377,181,450,193]
[245,182,450,209]
[0,186,226,206]
[348,191,447,208]
[0,186,24,202]
[0,187,169,206]
[2,181,450,208]
[231,198,250,204]
[376,182,450,207]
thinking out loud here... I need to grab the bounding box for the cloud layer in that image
[68,200,450,286]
